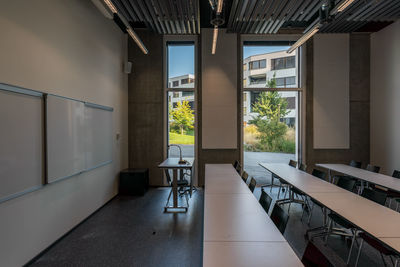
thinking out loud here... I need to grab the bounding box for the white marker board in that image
[46,95,86,183]
[85,103,113,170]
[0,87,43,202]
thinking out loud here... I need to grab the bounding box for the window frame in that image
[163,36,198,186]
[240,35,305,166]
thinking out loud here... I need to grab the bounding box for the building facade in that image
[243,50,298,127]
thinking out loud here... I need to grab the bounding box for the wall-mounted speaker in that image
[124,61,132,74]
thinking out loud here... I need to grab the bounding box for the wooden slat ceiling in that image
[111,0,400,35]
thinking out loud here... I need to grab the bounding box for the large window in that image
[242,42,300,185]
[243,44,298,88]
[166,42,195,158]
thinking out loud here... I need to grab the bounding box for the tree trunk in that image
[180,126,184,135]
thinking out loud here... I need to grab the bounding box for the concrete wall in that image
[0,1,128,266]
[370,21,400,175]
[128,30,164,185]
[305,33,370,170]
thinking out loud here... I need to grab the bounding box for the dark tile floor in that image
[30,179,391,267]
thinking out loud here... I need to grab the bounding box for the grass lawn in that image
[169,132,194,145]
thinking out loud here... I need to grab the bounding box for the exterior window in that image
[243,64,247,71]
[182,91,192,97]
[173,92,179,97]
[181,78,189,84]
[172,81,179,87]
[243,78,247,87]
[276,77,296,87]
[249,59,266,70]
[286,97,296,109]
[276,78,285,87]
[271,56,296,70]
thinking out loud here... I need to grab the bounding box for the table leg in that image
[172,169,178,208]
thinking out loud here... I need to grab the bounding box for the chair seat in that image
[359,232,396,255]
[176,179,189,186]
[328,213,354,229]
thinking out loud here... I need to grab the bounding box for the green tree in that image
[249,74,290,152]
[170,100,194,135]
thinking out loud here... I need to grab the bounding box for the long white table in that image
[203,164,303,267]
[260,163,400,253]
[316,163,400,193]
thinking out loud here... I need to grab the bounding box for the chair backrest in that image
[241,171,249,183]
[312,169,326,180]
[289,159,297,168]
[248,177,256,193]
[361,188,387,205]
[233,160,239,169]
[301,241,332,267]
[349,160,362,168]
[270,204,289,234]
[366,164,380,173]
[392,170,400,179]
[336,177,356,192]
[259,189,273,214]
[235,162,242,174]
[299,163,307,172]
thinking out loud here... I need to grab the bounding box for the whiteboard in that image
[85,104,113,170]
[0,88,43,202]
[47,95,86,183]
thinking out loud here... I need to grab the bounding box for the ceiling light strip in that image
[287,23,321,53]
[217,0,223,14]
[102,0,148,55]
[337,0,356,12]
[103,0,118,14]
[211,26,218,54]
[127,28,149,55]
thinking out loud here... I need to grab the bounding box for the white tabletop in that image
[260,163,345,194]
[316,163,400,192]
[205,164,251,195]
[260,163,400,253]
[158,157,194,169]
[203,164,302,266]
[203,241,303,267]
[204,193,286,242]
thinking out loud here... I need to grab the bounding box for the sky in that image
[168,45,195,78]
[243,46,290,59]
[167,44,290,78]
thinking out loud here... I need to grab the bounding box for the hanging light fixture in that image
[210,0,224,54]
[102,0,148,55]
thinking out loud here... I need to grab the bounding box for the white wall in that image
[371,20,400,175]
[201,28,237,149]
[0,0,128,266]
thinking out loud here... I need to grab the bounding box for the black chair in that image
[299,163,307,172]
[235,161,242,175]
[241,171,249,183]
[333,160,362,185]
[259,189,273,214]
[366,164,381,173]
[302,241,333,267]
[355,232,399,267]
[270,203,290,234]
[324,178,357,260]
[333,188,388,264]
[390,170,400,211]
[233,160,239,170]
[248,177,256,193]
[350,160,362,168]
[164,169,189,208]
[277,160,298,199]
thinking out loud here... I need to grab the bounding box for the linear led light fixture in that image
[211,26,218,55]
[102,0,148,54]
[336,0,356,12]
[103,0,117,14]
[127,28,148,54]
[287,22,321,53]
[217,0,223,14]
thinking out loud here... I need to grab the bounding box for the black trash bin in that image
[119,168,149,196]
